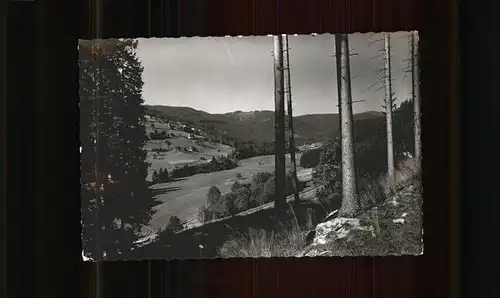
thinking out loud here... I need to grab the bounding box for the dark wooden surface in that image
[4,0,466,297]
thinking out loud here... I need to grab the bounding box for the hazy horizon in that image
[145,104,385,116]
[137,32,415,116]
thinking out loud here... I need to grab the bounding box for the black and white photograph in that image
[79,32,423,261]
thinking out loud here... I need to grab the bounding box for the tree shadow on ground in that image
[135,200,328,260]
[151,186,182,196]
[169,177,188,182]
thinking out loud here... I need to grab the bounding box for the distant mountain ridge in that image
[145,105,384,146]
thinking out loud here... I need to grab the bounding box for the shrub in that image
[232,187,252,212]
[211,196,233,219]
[299,147,322,168]
[218,225,305,258]
[158,168,168,182]
[231,181,243,192]
[232,141,275,160]
[198,184,249,222]
[152,148,169,153]
[169,156,238,179]
[152,168,169,184]
[157,215,186,243]
[207,156,220,172]
[152,170,159,184]
[197,205,212,223]
[260,176,276,205]
[149,129,168,140]
[394,158,421,187]
[220,192,237,215]
[251,171,273,187]
[170,164,197,178]
[312,138,342,207]
[249,183,265,207]
[165,215,185,233]
[199,170,307,222]
[219,155,238,169]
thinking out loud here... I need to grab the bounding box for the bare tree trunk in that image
[336,34,359,217]
[411,31,422,168]
[273,35,287,213]
[335,35,343,162]
[282,34,300,204]
[384,33,395,187]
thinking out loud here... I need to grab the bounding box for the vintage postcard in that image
[79,32,422,261]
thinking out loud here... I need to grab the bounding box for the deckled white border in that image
[79,31,423,261]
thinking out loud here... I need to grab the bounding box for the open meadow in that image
[144,117,313,230]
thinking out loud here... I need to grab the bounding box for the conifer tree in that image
[335,34,360,217]
[152,170,159,184]
[272,35,287,214]
[80,39,158,260]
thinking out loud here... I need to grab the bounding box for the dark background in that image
[2,0,498,297]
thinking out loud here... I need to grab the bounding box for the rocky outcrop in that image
[297,178,423,257]
[297,217,375,257]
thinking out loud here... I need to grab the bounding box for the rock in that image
[317,250,335,257]
[312,217,374,246]
[389,198,399,207]
[304,248,320,257]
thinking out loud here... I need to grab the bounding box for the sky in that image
[136,32,415,116]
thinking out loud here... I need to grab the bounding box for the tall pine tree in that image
[80,39,159,260]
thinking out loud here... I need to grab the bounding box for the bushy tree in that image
[200,185,232,221]
[231,181,243,192]
[251,171,273,186]
[152,170,159,184]
[206,185,222,205]
[165,215,185,233]
[197,185,229,222]
[311,99,416,207]
[80,39,159,260]
[197,205,212,223]
[158,168,169,182]
[232,187,252,212]
[207,156,220,172]
[232,141,275,160]
[261,176,276,204]
[312,138,342,206]
[299,147,322,168]
[355,99,415,180]
[149,130,168,140]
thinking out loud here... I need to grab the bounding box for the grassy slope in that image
[142,107,404,243]
[149,154,312,230]
[144,117,234,179]
[304,179,423,257]
[217,160,423,258]
[144,116,314,231]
